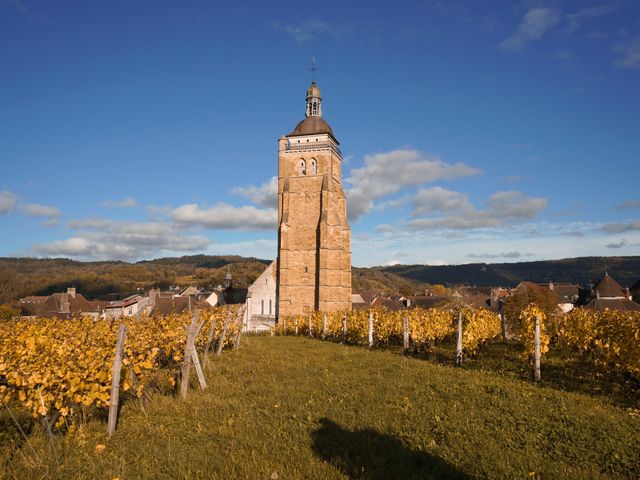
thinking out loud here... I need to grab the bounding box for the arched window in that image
[269,299,272,315]
[309,159,317,175]
[298,159,306,176]
[261,299,264,315]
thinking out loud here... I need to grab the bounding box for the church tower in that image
[276,80,351,317]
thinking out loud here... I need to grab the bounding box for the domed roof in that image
[306,81,321,99]
[288,116,338,142]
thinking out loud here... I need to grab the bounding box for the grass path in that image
[4,336,640,479]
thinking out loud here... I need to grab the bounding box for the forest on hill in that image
[1,255,638,305]
[381,256,640,288]
[0,255,426,304]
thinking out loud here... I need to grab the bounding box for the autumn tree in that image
[504,282,558,336]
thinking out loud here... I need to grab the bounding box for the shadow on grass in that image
[411,338,640,409]
[311,418,470,480]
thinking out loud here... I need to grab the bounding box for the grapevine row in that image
[0,306,241,422]
[276,306,502,355]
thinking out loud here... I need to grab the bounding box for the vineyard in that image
[0,306,242,427]
[2,304,638,429]
[1,304,639,478]
[277,305,640,382]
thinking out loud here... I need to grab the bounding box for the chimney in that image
[60,294,70,314]
[148,288,159,307]
[548,282,554,291]
[626,286,631,300]
[67,287,76,298]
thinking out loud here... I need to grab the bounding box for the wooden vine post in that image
[107,323,127,437]
[533,315,541,382]
[308,313,313,337]
[233,305,246,350]
[500,310,507,340]
[294,317,299,336]
[216,307,232,357]
[282,316,287,335]
[455,311,463,367]
[181,309,206,400]
[322,313,327,339]
[402,315,410,354]
[341,315,347,343]
[202,312,218,371]
[368,311,374,349]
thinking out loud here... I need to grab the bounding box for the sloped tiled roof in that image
[358,292,377,306]
[552,284,579,302]
[152,296,191,316]
[593,273,626,298]
[371,297,405,311]
[408,296,449,309]
[584,298,640,312]
[19,292,100,318]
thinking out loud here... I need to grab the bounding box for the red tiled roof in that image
[19,292,100,317]
[593,273,626,298]
[371,297,405,311]
[21,296,49,303]
[408,296,448,309]
[152,296,192,316]
[584,298,640,312]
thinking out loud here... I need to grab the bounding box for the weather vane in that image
[309,56,319,82]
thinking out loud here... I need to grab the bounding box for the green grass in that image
[2,336,640,479]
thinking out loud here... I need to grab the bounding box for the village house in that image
[19,287,102,319]
[584,272,640,312]
[245,261,276,332]
[103,294,148,319]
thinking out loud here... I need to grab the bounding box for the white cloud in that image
[411,187,471,217]
[19,203,61,218]
[409,190,548,230]
[100,197,138,208]
[601,220,640,233]
[272,19,351,43]
[0,190,17,214]
[232,176,278,208]
[566,5,617,34]
[373,196,409,212]
[499,7,559,51]
[0,192,60,224]
[345,148,480,221]
[606,239,627,249]
[350,220,612,267]
[614,37,640,70]
[36,218,209,260]
[169,203,277,230]
[205,238,277,260]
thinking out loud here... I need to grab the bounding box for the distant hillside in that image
[0,255,426,304]
[0,255,270,303]
[381,256,640,288]
[352,267,428,297]
[3,255,636,305]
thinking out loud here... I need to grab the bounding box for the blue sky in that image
[1,0,639,266]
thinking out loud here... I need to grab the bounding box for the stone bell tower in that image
[276,80,351,317]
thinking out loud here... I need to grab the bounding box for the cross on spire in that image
[309,56,319,82]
